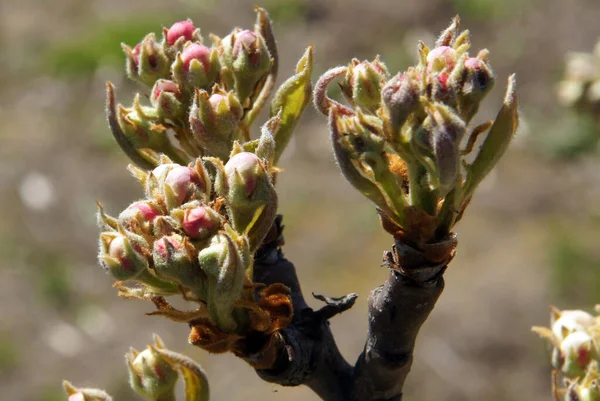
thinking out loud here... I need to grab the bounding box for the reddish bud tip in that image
[125,201,160,223]
[152,80,181,101]
[154,234,184,260]
[464,57,482,70]
[182,207,213,238]
[165,166,203,204]
[181,43,211,72]
[426,46,457,72]
[225,152,261,195]
[132,44,142,66]
[208,93,227,108]
[167,20,195,46]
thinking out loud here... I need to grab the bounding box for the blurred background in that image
[2,0,600,400]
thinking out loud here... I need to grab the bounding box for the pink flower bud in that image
[153,234,184,260]
[132,44,141,67]
[225,152,260,195]
[166,20,195,46]
[209,93,227,108]
[426,46,457,72]
[181,43,211,72]
[126,201,160,222]
[118,200,161,233]
[233,30,260,65]
[152,80,181,101]
[464,57,482,70]
[182,206,213,238]
[165,166,204,205]
[105,234,147,278]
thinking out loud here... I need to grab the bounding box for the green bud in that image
[172,43,219,91]
[150,79,184,120]
[153,233,207,291]
[189,88,243,160]
[223,152,278,250]
[116,95,171,151]
[126,341,179,401]
[198,233,248,333]
[382,71,421,132]
[122,33,171,87]
[343,58,388,113]
[63,381,113,401]
[217,29,271,103]
[98,229,149,281]
[560,331,595,378]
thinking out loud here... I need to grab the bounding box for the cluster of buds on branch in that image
[64,335,210,401]
[557,40,600,117]
[533,307,600,401]
[314,17,518,268]
[98,7,313,365]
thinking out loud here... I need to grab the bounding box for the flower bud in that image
[98,231,149,281]
[189,89,243,160]
[166,20,195,46]
[63,381,113,401]
[382,72,421,130]
[153,234,206,290]
[172,202,221,240]
[164,165,205,208]
[223,152,278,250]
[116,98,171,152]
[426,46,457,74]
[552,310,595,342]
[123,33,171,87]
[126,346,179,401]
[560,331,595,378]
[172,43,218,90]
[199,232,249,332]
[150,79,183,119]
[344,59,388,112]
[457,56,495,122]
[218,29,271,102]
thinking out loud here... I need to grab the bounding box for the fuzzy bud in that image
[98,231,149,281]
[166,20,195,46]
[172,202,221,240]
[345,59,388,112]
[218,29,271,102]
[222,152,277,250]
[426,46,457,74]
[153,234,206,290]
[457,56,495,122]
[118,200,161,234]
[126,346,179,401]
[123,34,171,87]
[150,79,183,119]
[189,89,243,160]
[560,331,595,378]
[172,43,218,90]
[382,72,421,130]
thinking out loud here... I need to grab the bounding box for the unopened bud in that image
[223,152,277,250]
[126,346,179,401]
[118,200,162,233]
[189,89,243,160]
[426,46,457,74]
[458,56,495,122]
[560,331,595,378]
[166,20,195,46]
[382,72,421,130]
[218,29,271,102]
[123,34,170,87]
[150,79,183,119]
[98,231,149,281]
[172,43,218,90]
[164,165,206,208]
[172,202,221,240]
[63,381,113,401]
[153,234,206,290]
[345,59,388,112]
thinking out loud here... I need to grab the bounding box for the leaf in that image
[464,74,518,198]
[270,46,314,163]
[153,347,211,401]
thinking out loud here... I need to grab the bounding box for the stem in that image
[408,162,437,215]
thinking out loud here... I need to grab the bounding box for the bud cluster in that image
[533,306,600,401]
[64,334,210,401]
[98,8,308,356]
[315,17,519,248]
[107,7,313,170]
[557,41,600,114]
[98,151,290,348]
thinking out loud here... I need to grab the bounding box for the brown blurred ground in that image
[2,0,600,400]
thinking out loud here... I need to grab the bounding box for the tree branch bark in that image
[251,216,454,401]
